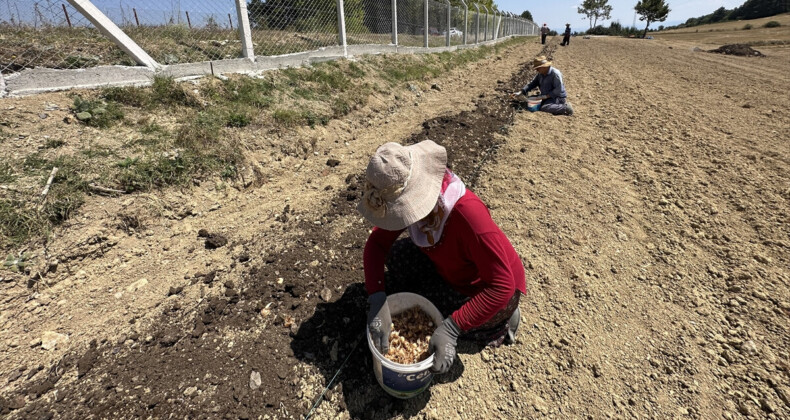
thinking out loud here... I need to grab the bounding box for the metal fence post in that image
[234,0,254,60]
[67,0,159,69]
[493,12,499,40]
[444,0,451,47]
[473,3,479,44]
[482,5,488,42]
[337,0,347,57]
[391,0,397,45]
[424,0,429,48]
[460,0,467,45]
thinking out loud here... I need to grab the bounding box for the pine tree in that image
[635,0,670,38]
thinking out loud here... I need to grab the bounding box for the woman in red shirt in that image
[359,140,526,374]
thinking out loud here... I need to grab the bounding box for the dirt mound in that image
[708,44,765,56]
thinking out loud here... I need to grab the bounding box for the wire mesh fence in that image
[0,0,129,74]
[345,0,392,47]
[93,0,242,64]
[248,0,341,56]
[1,0,538,78]
[395,0,425,47]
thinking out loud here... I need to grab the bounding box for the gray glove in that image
[429,317,461,374]
[367,292,391,354]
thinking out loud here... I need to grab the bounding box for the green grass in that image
[43,156,88,224]
[0,156,89,249]
[0,199,47,248]
[81,145,117,159]
[0,162,15,183]
[23,153,51,172]
[225,110,252,128]
[272,109,303,127]
[44,138,66,149]
[102,76,199,108]
[72,96,124,128]
[115,153,191,192]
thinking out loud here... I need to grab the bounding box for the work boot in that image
[504,307,521,345]
[565,103,574,116]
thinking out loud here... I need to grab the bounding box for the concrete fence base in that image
[2,36,525,97]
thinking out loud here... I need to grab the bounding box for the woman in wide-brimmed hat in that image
[360,140,526,374]
[511,55,574,116]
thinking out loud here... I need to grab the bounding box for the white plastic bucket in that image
[366,292,443,399]
[526,96,542,112]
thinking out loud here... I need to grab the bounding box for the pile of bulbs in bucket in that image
[385,307,434,364]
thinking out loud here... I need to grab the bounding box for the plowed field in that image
[1,33,789,420]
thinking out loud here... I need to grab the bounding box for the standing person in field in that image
[512,56,574,116]
[560,23,571,46]
[360,140,526,374]
[540,23,550,44]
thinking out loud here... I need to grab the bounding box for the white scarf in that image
[408,170,466,247]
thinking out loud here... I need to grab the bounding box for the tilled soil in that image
[2,36,789,420]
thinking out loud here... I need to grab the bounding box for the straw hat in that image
[532,56,552,69]
[357,140,447,230]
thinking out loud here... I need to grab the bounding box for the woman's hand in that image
[429,317,461,374]
[367,292,391,354]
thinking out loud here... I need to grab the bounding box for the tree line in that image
[666,0,788,30]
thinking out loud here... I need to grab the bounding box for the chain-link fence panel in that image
[90,0,241,65]
[0,0,131,75]
[426,0,445,47]
[248,0,340,56]
[449,5,464,46]
[344,0,392,46]
[395,0,423,47]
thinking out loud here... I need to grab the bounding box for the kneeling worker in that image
[513,56,573,116]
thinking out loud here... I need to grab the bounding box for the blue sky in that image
[3,0,748,31]
[495,1,746,31]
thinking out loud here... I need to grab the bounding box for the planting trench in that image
[6,45,558,419]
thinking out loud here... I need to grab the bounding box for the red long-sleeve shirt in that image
[363,190,526,331]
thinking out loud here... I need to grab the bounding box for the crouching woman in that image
[359,140,526,374]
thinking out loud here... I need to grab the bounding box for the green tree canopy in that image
[520,10,533,21]
[635,0,670,38]
[449,0,498,11]
[578,0,613,29]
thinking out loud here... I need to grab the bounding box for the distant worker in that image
[512,56,573,116]
[560,23,571,46]
[540,23,549,44]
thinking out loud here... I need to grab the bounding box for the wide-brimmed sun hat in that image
[532,55,552,69]
[357,140,447,231]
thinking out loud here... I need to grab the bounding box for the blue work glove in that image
[367,292,391,354]
[429,317,461,374]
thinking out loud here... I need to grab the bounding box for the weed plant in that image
[72,96,124,128]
